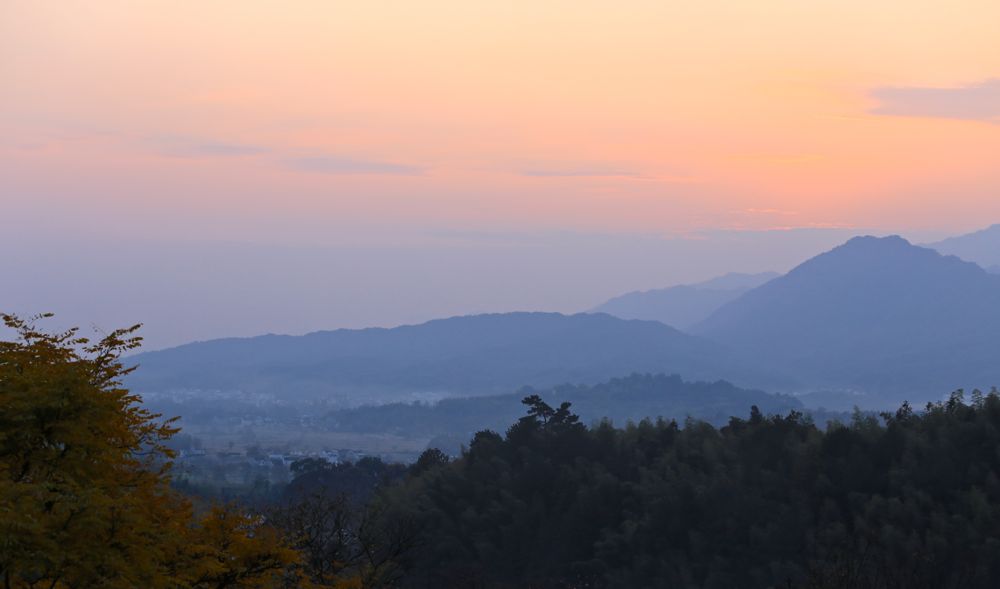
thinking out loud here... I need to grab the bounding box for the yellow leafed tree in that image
[0,314,302,588]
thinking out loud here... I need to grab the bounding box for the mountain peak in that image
[780,234,961,282]
[842,234,909,247]
[692,234,1000,398]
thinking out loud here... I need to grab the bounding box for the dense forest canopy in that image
[380,392,1000,588]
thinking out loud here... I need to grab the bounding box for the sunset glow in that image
[3,0,999,243]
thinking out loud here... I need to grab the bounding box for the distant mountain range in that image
[592,272,779,329]
[127,312,774,404]
[926,224,1000,270]
[693,235,1000,400]
[130,232,1000,411]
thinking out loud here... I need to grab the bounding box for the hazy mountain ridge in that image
[128,312,776,404]
[592,271,779,329]
[926,224,1000,269]
[693,235,1000,400]
[129,234,1000,409]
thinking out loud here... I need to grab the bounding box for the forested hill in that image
[380,390,1000,588]
[326,373,802,442]
[127,312,775,403]
[693,235,1000,400]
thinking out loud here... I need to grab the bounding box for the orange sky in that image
[3,0,1000,242]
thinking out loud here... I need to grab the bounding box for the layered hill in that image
[327,373,803,441]
[693,236,1000,399]
[128,312,768,404]
[592,272,779,329]
[927,224,1000,269]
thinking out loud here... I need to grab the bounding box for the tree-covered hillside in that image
[327,373,802,441]
[380,392,1000,588]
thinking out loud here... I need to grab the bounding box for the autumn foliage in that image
[0,314,303,588]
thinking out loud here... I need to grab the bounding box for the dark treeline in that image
[359,392,1000,588]
[270,391,1000,588]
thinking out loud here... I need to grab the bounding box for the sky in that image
[3,1,1000,348]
